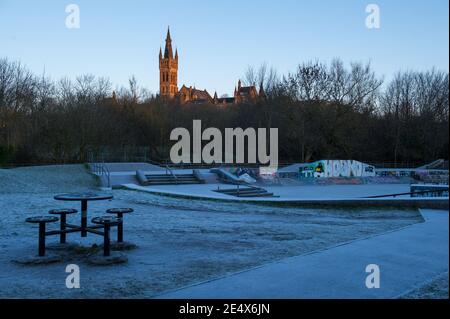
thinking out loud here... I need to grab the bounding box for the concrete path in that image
[156,209,449,299]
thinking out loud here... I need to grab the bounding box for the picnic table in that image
[54,192,113,237]
[26,192,135,257]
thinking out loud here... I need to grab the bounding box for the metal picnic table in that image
[54,192,113,237]
[26,192,135,257]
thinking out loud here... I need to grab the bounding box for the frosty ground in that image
[0,165,441,298]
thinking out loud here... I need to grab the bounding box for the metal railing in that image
[164,165,178,184]
[364,189,449,199]
[90,162,111,188]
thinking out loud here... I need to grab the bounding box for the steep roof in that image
[191,89,212,101]
[217,97,235,104]
[178,85,214,103]
[238,86,254,94]
[164,27,173,59]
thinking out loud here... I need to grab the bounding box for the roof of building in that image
[164,27,174,59]
[238,86,254,94]
[192,89,212,100]
[178,85,213,102]
[217,97,235,104]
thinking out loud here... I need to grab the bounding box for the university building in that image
[159,28,265,105]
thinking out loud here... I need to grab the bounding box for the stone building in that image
[159,28,178,98]
[178,85,214,104]
[159,28,264,105]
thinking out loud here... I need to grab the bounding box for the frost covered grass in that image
[0,165,424,298]
[399,272,449,299]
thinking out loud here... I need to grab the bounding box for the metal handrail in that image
[165,165,178,184]
[90,162,111,188]
[363,189,449,198]
[102,164,111,188]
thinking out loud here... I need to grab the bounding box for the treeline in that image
[0,57,448,166]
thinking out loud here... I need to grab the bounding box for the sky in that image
[0,0,448,96]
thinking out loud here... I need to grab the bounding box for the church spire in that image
[164,26,173,59]
[166,26,171,41]
[159,27,178,98]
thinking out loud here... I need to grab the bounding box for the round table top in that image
[91,216,122,226]
[49,208,78,215]
[106,208,134,214]
[26,216,59,223]
[54,192,113,201]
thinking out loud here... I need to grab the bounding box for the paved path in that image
[156,209,449,299]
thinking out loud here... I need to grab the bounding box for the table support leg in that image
[81,200,87,237]
[38,222,46,257]
[104,225,111,257]
[117,213,123,243]
[60,214,66,244]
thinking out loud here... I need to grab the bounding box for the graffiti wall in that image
[299,160,375,179]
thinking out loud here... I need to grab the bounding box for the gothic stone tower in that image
[159,27,178,98]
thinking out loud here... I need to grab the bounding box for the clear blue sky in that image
[0,0,448,96]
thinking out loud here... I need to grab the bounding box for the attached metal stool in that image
[91,216,122,256]
[48,209,78,243]
[26,216,59,256]
[105,208,134,243]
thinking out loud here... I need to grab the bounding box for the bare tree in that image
[284,60,329,101]
[0,58,16,109]
[0,56,447,166]
[243,63,279,96]
[415,68,449,121]
[34,72,56,111]
[347,61,383,111]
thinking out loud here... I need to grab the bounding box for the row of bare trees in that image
[0,57,448,166]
